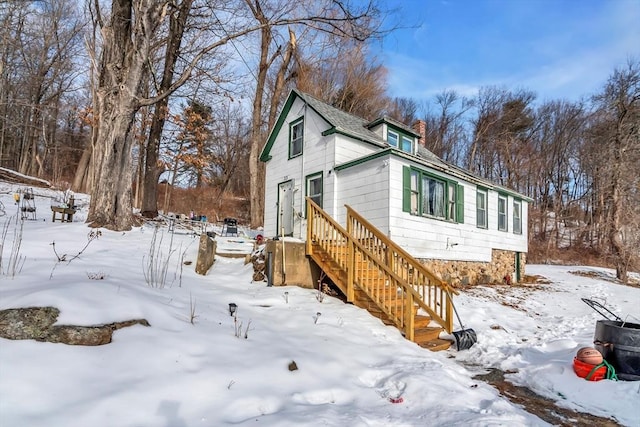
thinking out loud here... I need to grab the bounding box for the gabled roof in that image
[260,89,531,201]
[367,116,421,138]
[260,89,388,162]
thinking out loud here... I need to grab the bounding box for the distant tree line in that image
[391,62,639,282]
[0,1,637,281]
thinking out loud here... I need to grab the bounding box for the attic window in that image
[387,129,413,154]
[401,135,413,153]
[289,117,304,158]
[387,130,399,148]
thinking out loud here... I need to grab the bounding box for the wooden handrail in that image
[346,205,454,332]
[306,197,455,335]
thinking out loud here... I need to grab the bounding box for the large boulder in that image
[0,306,150,346]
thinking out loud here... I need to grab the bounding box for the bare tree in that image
[295,40,389,121]
[242,0,388,228]
[139,0,194,218]
[529,100,586,252]
[0,0,85,178]
[386,97,418,125]
[420,89,472,164]
[588,60,640,282]
[467,86,536,190]
[85,0,386,230]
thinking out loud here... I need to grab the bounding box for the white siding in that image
[387,157,528,262]
[263,98,337,239]
[264,96,529,261]
[334,155,391,232]
[334,133,381,165]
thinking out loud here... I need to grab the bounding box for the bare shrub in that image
[189,293,198,324]
[142,226,176,288]
[50,230,102,279]
[1,216,26,277]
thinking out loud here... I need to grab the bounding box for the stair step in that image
[417,338,453,352]
[311,232,452,352]
[413,326,443,342]
[414,314,432,329]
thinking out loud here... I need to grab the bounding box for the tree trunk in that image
[72,144,92,193]
[87,102,138,230]
[141,0,192,219]
[248,18,272,229]
[86,0,165,230]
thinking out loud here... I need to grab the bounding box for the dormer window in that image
[387,129,413,154]
[387,130,399,148]
[401,135,413,153]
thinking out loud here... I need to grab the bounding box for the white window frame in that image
[513,199,522,234]
[289,117,303,158]
[421,175,447,219]
[498,194,508,231]
[401,135,413,153]
[306,172,323,210]
[387,130,399,148]
[447,184,457,222]
[476,189,488,229]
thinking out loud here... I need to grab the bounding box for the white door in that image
[277,180,294,237]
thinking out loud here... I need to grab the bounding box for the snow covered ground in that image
[1,183,639,426]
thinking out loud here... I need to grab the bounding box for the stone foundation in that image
[418,249,526,287]
[251,241,526,289]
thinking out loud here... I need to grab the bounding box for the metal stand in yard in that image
[20,188,36,220]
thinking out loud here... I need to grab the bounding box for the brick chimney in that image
[412,120,426,146]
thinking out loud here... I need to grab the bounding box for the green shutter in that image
[456,184,464,223]
[402,166,411,213]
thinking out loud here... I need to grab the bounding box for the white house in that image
[260,89,531,285]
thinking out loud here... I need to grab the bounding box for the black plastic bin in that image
[594,320,640,381]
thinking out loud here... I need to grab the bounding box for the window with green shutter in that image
[402,166,463,222]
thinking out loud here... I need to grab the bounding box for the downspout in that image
[298,102,307,238]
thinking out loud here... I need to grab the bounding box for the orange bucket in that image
[573,357,606,381]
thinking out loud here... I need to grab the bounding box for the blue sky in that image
[378,0,640,104]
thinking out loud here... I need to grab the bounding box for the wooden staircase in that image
[305,198,456,351]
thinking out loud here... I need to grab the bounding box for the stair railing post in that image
[306,198,312,256]
[405,291,415,341]
[345,208,355,302]
[346,238,355,302]
[445,286,454,333]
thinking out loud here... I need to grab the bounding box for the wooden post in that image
[405,292,414,341]
[445,287,454,333]
[346,238,354,302]
[305,198,312,256]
